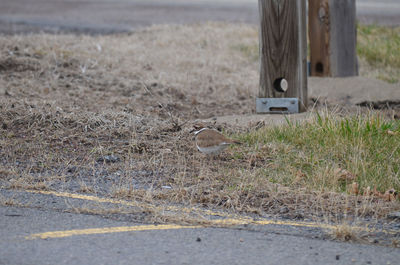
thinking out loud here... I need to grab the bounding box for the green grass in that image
[236,113,400,194]
[357,24,400,68]
[357,24,400,83]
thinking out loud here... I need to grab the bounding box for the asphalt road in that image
[2,205,400,265]
[1,189,400,265]
[0,0,399,34]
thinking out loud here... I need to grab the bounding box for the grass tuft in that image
[237,112,400,193]
[329,223,364,242]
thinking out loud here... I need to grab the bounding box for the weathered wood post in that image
[308,0,358,77]
[256,0,307,113]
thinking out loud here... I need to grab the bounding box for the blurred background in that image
[0,0,399,35]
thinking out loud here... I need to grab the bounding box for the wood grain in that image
[309,0,358,77]
[330,0,358,77]
[308,0,331,77]
[258,0,307,111]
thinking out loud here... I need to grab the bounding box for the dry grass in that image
[329,222,365,243]
[0,23,399,223]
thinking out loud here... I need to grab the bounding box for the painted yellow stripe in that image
[27,224,200,240]
[254,220,362,232]
[25,189,236,219]
[26,190,143,208]
[23,189,398,238]
[25,218,393,240]
[218,219,377,234]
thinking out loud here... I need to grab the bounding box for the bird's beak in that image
[189,128,196,133]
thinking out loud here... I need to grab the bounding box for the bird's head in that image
[190,123,207,134]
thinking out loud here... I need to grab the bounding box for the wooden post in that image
[257,0,307,113]
[308,0,358,77]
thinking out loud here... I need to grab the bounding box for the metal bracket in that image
[256,98,299,114]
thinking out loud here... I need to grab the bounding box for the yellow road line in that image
[26,224,200,240]
[26,190,142,208]
[25,218,391,240]
[217,219,377,234]
[22,189,399,238]
[25,190,237,219]
[254,220,364,232]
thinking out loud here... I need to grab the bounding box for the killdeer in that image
[191,124,241,155]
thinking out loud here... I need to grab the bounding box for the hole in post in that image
[269,107,288,112]
[318,7,326,20]
[273,78,288,93]
[316,62,324,73]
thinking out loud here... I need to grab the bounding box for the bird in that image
[191,124,241,155]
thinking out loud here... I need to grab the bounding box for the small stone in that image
[196,237,201,242]
[67,166,77,173]
[97,155,120,163]
[387,211,400,220]
[279,206,289,214]
[336,255,340,260]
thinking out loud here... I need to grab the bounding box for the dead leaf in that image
[348,182,359,195]
[383,189,398,202]
[372,187,381,197]
[367,187,386,200]
[363,186,371,196]
[293,170,305,184]
[387,130,399,136]
[366,187,398,201]
[191,96,199,105]
[334,168,356,182]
